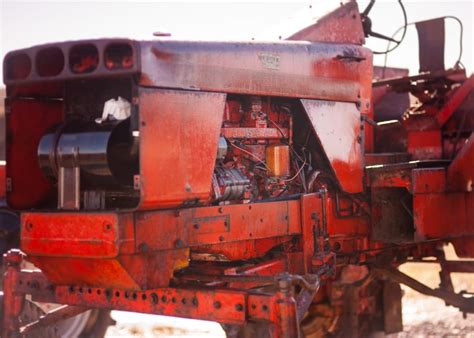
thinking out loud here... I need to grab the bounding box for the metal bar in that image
[275,275,300,338]
[12,268,278,325]
[373,266,474,312]
[296,283,320,322]
[442,261,474,273]
[20,305,88,334]
[372,68,464,88]
[436,74,474,126]
[2,250,25,338]
[221,127,288,139]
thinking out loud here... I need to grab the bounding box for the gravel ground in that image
[105,246,473,338]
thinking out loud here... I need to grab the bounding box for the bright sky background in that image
[0,0,473,83]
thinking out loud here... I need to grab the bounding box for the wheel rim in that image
[56,310,92,337]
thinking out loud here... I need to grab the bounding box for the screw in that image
[138,243,149,252]
[235,304,243,312]
[174,239,184,248]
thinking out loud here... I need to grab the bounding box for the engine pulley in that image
[212,166,250,202]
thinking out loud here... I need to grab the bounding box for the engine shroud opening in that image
[38,118,138,189]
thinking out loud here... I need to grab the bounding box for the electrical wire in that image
[268,117,306,163]
[228,141,272,172]
[283,159,306,183]
[372,0,408,55]
[268,118,287,138]
[267,116,315,186]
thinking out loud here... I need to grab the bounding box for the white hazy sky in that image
[0,0,473,82]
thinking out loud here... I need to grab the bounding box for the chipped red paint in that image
[1,1,474,337]
[301,99,364,193]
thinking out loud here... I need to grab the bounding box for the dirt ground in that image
[105,245,473,338]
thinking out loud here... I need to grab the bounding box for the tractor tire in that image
[34,304,114,338]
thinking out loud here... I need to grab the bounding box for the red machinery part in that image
[1,1,474,337]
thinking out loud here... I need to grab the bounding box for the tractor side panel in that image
[301,99,363,193]
[138,89,226,210]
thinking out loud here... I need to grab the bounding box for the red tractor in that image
[1,1,473,337]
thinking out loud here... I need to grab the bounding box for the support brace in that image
[373,265,474,313]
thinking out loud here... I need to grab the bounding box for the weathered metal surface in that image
[371,187,414,242]
[436,75,474,126]
[14,270,251,325]
[407,130,442,160]
[20,200,301,288]
[383,280,403,334]
[139,40,373,106]
[7,266,320,338]
[374,265,474,313]
[447,133,474,192]
[6,98,63,209]
[138,89,226,210]
[412,168,446,194]
[287,1,365,45]
[415,18,445,73]
[221,127,287,139]
[1,2,473,337]
[135,199,301,251]
[413,192,473,242]
[20,305,88,335]
[20,212,189,289]
[3,39,139,85]
[301,99,363,193]
[367,167,412,190]
[21,213,125,257]
[372,68,466,89]
[2,250,24,337]
[364,153,411,166]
